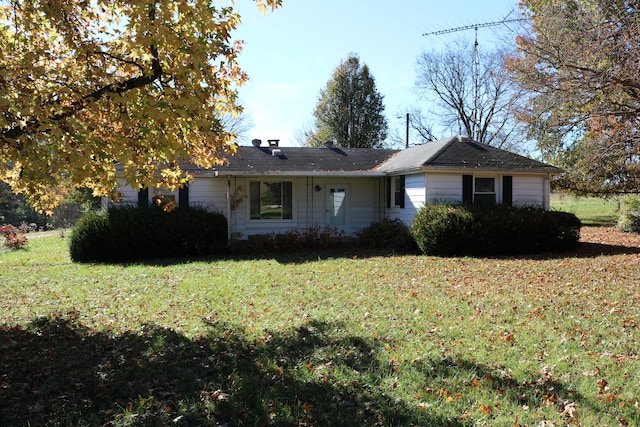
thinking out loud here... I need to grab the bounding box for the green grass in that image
[1,231,640,426]
[551,192,620,226]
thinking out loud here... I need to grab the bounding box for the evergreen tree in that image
[307,54,388,148]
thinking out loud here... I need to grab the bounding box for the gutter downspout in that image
[544,173,551,210]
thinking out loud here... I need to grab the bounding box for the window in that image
[393,176,405,207]
[387,176,405,208]
[152,187,177,210]
[139,185,188,210]
[474,177,496,205]
[250,181,293,220]
[138,188,149,208]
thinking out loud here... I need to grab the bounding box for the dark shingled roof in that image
[377,136,563,174]
[177,136,561,176]
[204,145,399,175]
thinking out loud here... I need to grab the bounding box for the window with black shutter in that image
[386,177,391,208]
[503,176,513,206]
[178,185,189,207]
[393,176,405,208]
[474,177,496,205]
[462,175,473,204]
[138,188,149,208]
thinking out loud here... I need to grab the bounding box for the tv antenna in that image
[422,15,525,139]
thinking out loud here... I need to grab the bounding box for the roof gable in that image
[377,136,563,174]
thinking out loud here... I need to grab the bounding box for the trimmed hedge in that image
[357,218,419,253]
[231,226,348,255]
[69,206,228,263]
[411,204,581,256]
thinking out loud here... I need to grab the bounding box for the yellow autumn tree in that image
[0,0,280,213]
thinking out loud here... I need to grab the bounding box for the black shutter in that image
[503,176,513,206]
[386,177,391,208]
[399,175,406,209]
[138,188,149,208]
[178,185,189,207]
[462,175,473,204]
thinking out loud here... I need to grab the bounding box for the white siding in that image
[188,178,227,212]
[347,178,383,234]
[406,174,426,213]
[388,174,426,225]
[426,174,462,204]
[117,179,139,205]
[229,176,384,239]
[513,175,545,207]
[108,171,552,242]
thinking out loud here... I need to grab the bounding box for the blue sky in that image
[232,0,520,146]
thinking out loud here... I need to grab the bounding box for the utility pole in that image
[405,112,409,148]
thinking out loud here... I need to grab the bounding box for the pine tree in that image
[307,54,388,148]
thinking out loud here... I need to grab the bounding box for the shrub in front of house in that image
[410,204,475,256]
[69,206,228,262]
[411,204,581,256]
[356,218,419,253]
[231,226,346,255]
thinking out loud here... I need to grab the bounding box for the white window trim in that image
[247,179,296,223]
[392,176,403,207]
[473,176,499,204]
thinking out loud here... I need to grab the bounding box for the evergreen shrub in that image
[69,206,228,262]
[232,226,346,255]
[411,203,581,256]
[357,218,419,253]
[410,204,474,256]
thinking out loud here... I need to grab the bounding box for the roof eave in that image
[420,165,565,175]
[208,170,387,177]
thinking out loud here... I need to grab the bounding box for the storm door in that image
[327,185,348,230]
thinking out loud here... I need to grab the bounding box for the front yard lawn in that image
[1,227,639,426]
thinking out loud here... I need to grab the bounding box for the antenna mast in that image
[423,17,525,140]
[421,18,525,38]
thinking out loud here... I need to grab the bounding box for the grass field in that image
[1,204,640,426]
[551,193,621,226]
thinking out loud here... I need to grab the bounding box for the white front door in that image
[327,185,348,230]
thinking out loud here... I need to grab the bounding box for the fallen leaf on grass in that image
[480,404,492,414]
[557,399,577,418]
[596,378,609,393]
[582,367,600,377]
[503,332,515,344]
